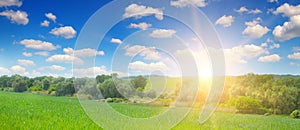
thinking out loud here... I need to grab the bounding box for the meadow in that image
[1,91,299,130]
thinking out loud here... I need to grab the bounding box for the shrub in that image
[28,86,42,91]
[106,98,113,103]
[290,110,300,119]
[227,96,263,114]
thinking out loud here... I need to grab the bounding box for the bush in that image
[227,96,263,114]
[106,98,113,103]
[28,86,42,91]
[290,110,300,119]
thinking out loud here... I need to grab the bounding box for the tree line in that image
[0,74,154,101]
[1,73,300,115]
[221,73,300,115]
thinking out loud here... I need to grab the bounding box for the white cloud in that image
[235,6,262,14]
[248,9,262,14]
[19,39,60,51]
[22,52,32,57]
[273,3,300,17]
[129,22,152,30]
[224,44,268,64]
[215,15,234,27]
[268,0,278,3]
[46,54,84,65]
[150,29,176,38]
[0,0,22,7]
[39,65,65,71]
[18,59,35,67]
[41,20,50,27]
[63,47,104,57]
[110,38,123,44]
[261,43,268,47]
[273,15,300,41]
[0,67,11,74]
[123,4,163,20]
[0,10,29,25]
[124,45,161,60]
[50,26,77,39]
[243,18,269,38]
[290,62,300,66]
[270,43,280,49]
[35,51,49,56]
[72,66,108,77]
[293,47,300,52]
[288,52,300,60]
[128,61,168,72]
[11,65,26,74]
[72,66,127,78]
[45,13,56,22]
[170,0,207,8]
[258,54,281,62]
[235,6,248,13]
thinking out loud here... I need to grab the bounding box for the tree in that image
[98,79,123,98]
[56,80,75,96]
[12,79,27,92]
[42,78,51,90]
[131,75,147,90]
[96,74,111,84]
[228,96,263,114]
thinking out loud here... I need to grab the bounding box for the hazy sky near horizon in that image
[1,0,300,77]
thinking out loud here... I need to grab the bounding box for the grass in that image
[1,91,299,129]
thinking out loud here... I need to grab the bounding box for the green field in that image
[0,91,299,130]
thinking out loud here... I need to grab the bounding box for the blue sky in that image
[1,0,300,77]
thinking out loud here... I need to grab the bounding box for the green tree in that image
[42,78,51,90]
[228,96,263,114]
[131,75,147,90]
[12,79,27,92]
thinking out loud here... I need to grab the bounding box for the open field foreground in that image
[0,91,299,130]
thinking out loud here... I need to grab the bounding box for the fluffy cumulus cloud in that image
[46,54,84,65]
[270,43,280,49]
[39,65,65,71]
[110,38,123,44]
[45,13,57,22]
[18,59,36,67]
[235,6,262,14]
[19,39,60,51]
[243,18,269,38]
[50,26,77,39]
[0,0,22,7]
[150,29,176,38]
[10,65,27,75]
[288,52,300,60]
[35,51,49,56]
[170,0,207,8]
[129,22,152,30]
[273,3,300,17]
[224,44,268,64]
[41,20,50,27]
[268,0,278,3]
[63,47,104,57]
[123,4,163,20]
[22,52,32,57]
[273,15,300,41]
[124,45,161,60]
[0,67,11,74]
[72,66,108,77]
[215,15,234,27]
[258,54,281,62]
[0,10,29,25]
[128,61,168,72]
